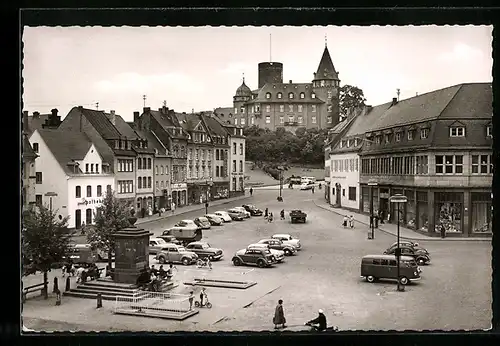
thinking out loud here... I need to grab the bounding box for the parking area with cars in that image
[25,189,490,332]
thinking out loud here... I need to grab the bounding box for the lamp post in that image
[389,194,408,292]
[44,192,58,212]
[277,166,284,202]
[205,178,213,215]
[367,180,378,240]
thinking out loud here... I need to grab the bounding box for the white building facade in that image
[329,152,360,210]
[29,129,115,229]
[226,126,246,196]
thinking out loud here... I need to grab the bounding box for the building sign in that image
[171,183,187,190]
[77,197,104,206]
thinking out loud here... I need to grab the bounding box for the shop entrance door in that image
[75,209,81,229]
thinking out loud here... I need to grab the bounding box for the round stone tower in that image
[258,62,283,88]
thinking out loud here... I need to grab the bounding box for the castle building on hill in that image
[214,43,341,132]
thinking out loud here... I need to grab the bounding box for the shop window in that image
[361,187,369,212]
[435,192,463,233]
[471,192,492,233]
[405,190,416,229]
[348,187,356,201]
[416,191,428,232]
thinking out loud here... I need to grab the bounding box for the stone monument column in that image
[113,219,153,284]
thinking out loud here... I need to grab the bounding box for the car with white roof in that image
[231,207,251,218]
[247,243,285,263]
[149,237,169,255]
[214,211,232,222]
[272,234,302,250]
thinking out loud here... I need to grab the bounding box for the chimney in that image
[133,111,140,123]
[391,98,398,106]
[289,80,292,84]
[51,108,58,117]
[78,106,83,110]
[143,107,150,113]
[108,110,116,125]
[162,106,167,114]
[23,111,29,133]
[33,111,40,118]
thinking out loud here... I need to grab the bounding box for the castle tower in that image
[312,42,340,128]
[258,62,283,88]
[233,75,252,126]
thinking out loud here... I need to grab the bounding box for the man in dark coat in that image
[306,309,327,331]
[273,299,286,329]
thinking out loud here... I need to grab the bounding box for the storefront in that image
[404,190,416,230]
[171,183,187,207]
[470,192,492,234]
[434,191,463,234]
[154,189,170,211]
[212,182,229,200]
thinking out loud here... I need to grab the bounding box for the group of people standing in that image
[342,215,355,228]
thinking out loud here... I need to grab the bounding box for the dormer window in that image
[375,136,381,144]
[354,138,359,146]
[288,92,294,99]
[277,92,282,99]
[311,93,316,99]
[300,92,305,99]
[115,140,119,149]
[339,141,344,149]
[449,126,465,137]
[408,130,414,141]
[266,92,271,99]
[384,134,390,143]
[395,132,401,142]
[487,125,492,138]
[420,129,429,139]
[347,139,351,148]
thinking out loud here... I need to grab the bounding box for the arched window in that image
[266,92,271,99]
[97,185,102,197]
[277,92,283,99]
[300,92,305,99]
[86,185,92,197]
[161,165,164,174]
[288,92,294,99]
[138,177,142,188]
[75,186,81,198]
[147,158,152,169]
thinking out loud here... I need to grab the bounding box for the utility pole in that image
[396,88,400,101]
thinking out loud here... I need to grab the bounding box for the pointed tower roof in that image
[313,46,339,81]
[235,75,252,97]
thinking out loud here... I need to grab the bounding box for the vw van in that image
[360,254,421,285]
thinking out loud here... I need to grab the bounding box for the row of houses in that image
[324,82,493,238]
[22,106,246,229]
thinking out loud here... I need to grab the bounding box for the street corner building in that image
[214,42,341,132]
[28,128,115,229]
[325,82,492,238]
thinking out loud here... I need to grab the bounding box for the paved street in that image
[22,188,492,332]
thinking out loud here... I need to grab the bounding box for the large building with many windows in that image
[29,129,115,229]
[326,83,492,237]
[215,43,341,131]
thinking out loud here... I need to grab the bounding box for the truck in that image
[289,210,307,223]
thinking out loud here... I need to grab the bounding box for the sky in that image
[22,25,492,122]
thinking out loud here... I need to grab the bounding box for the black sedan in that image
[384,245,431,265]
[242,204,263,216]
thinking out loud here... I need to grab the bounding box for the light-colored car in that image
[204,214,223,226]
[231,207,251,218]
[185,241,224,260]
[214,211,232,222]
[300,182,315,190]
[226,209,246,221]
[155,244,198,265]
[272,234,302,250]
[194,217,211,230]
[247,243,285,263]
[167,220,200,232]
[257,239,296,256]
[149,237,169,255]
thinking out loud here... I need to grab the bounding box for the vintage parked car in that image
[162,228,203,246]
[383,245,431,266]
[204,214,224,226]
[155,244,198,265]
[231,207,251,218]
[232,248,277,268]
[157,234,182,245]
[247,243,285,263]
[388,241,422,250]
[149,237,170,255]
[185,241,224,261]
[169,220,200,231]
[299,182,315,190]
[361,254,421,285]
[214,211,232,222]
[272,234,302,250]
[194,217,212,230]
[242,204,263,216]
[226,209,245,221]
[257,239,296,256]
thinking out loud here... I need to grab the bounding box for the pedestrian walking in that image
[171,202,176,214]
[250,188,253,196]
[312,186,315,194]
[265,208,269,218]
[158,208,162,217]
[280,209,285,220]
[200,287,208,306]
[273,299,286,329]
[268,212,274,223]
[349,215,355,228]
[189,291,195,310]
[342,215,348,228]
[440,222,446,239]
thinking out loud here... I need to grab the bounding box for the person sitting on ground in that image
[136,268,150,289]
[306,309,327,331]
[158,265,166,279]
[166,264,175,281]
[151,265,158,276]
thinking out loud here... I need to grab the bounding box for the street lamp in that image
[389,194,408,292]
[205,178,213,214]
[367,180,378,240]
[44,192,58,212]
[277,166,284,202]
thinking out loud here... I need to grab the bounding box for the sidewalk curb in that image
[135,195,252,226]
[312,199,491,242]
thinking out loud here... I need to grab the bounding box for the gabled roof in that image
[175,113,203,132]
[111,113,139,139]
[246,83,324,104]
[439,83,492,119]
[201,114,229,137]
[313,46,339,81]
[75,107,122,139]
[36,129,92,175]
[150,109,176,127]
